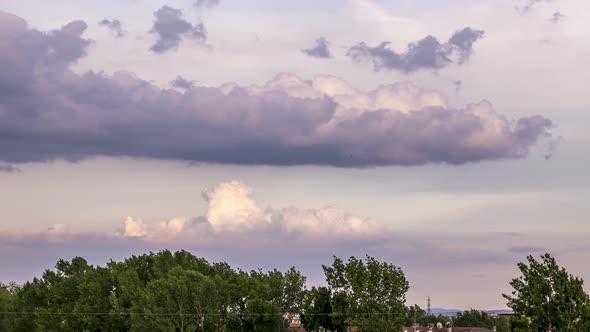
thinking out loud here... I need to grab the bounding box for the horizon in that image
[1,0,589,311]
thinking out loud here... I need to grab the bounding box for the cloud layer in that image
[1,180,577,309]
[0,13,552,167]
[0,164,21,173]
[0,180,381,248]
[120,180,380,243]
[347,27,484,73]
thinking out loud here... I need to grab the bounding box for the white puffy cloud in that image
[202,180,269,232]
[123,216,190,242]
[116,180,379,243]
[278,206,379,237]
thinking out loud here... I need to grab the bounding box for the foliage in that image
[403,304,448,328]
[321,255,409,332]
[0,250,307,332]
[300,286,342,331]
[503,253,590,332]
[453,309,510,332]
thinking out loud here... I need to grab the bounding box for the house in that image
[290,321,495,332]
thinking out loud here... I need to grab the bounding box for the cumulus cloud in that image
[0,13,553,167]
[170,75,195,89]
[302,37,332,59]
[347,27,484,73]
[119,181,379,242]
[0,181,381,250]
[122,216,206,243]
[0,164,21,173]
[149,6,206,53]
[1,180,577,308]
[202,181,269,232]
[0,11,90,95]
[98,19,124,37]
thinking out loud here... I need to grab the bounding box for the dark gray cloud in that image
[0,11,90,96]
[551,11,564,23]
[347,27,484,73]
[447,27,484,64]
[194,0,220,9]
[302,37,332,59]
[170,75,195,89]
[0,12,553,167]
[98,19,124,37]
[149,6,206,53]
[0,164,21,173]
[47,20,92,64]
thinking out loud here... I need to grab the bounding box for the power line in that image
[0,311,403,316]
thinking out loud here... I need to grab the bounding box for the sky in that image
[0,0,589,310]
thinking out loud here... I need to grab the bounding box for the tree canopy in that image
[3,250,590,332]
[503,253,590,332]
[0,251,412,332]
[0,250,305,331]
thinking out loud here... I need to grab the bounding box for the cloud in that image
[120,181,379,242]
[0,180,380,248]
[194,0,220,9]
[0,11,90,95]
[149,6,206,53]
[302,37,332,59]
[98,19,124,37]
[0,164,21,173]
[0,13,553,167]
[170,75,195,89]
[122,216,207,243]
[0,224,77,244]
[347,27,484,73]
[1,179,585,309]
[1,180,578,309]
[551,11,564,23]
[514,0,553,15]
[508,246,546,254]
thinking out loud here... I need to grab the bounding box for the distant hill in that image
[430,308,462,316]
[429,308,513,317]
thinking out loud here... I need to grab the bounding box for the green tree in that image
[0,283,18,330]
[242,298,283,332]
[301,286,343,332]
[503,253,590,332]
[452,310,509,332]
[131,267,215,332]
[403,305,447,328]
[323,255,409,332]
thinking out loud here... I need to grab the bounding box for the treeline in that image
[1,250,589,331]
[403,306,511,331]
